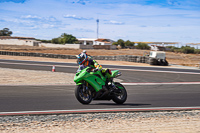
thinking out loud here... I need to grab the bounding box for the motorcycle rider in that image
[82,50,93,60]
[76,51,112,89]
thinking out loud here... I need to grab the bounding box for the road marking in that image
[0,106,200,116]
[122,81,200,85]
[0,61,78,68]
[1,61,200,75]
[110,67,200,75]
[1,81,200,86]
[0,84,75,86]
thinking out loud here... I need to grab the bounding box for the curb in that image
[1,107,200,116]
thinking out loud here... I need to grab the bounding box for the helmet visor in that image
[77,57,85,64]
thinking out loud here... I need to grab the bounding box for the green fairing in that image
[74,67,127,105]
[74,67,123,92]
[116,85,124,89]
[111,70,124,89]
[111,70,119,77]
[74,67,107,92]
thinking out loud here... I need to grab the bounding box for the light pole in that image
[96,19,99,39]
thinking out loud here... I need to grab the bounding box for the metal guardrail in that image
[0,51,77,59]
[0,51,150,64]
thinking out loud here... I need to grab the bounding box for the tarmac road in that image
[0,59,200,113]
[0,59,200,74]
[0,84,200,112]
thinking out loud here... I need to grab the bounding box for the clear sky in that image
[0,0,200,43]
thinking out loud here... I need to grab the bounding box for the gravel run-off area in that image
[0,55,200,133]
[0,111,200,133]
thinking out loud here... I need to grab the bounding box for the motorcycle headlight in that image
[115,72,122,78]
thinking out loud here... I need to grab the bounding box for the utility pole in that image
[96,19,99,39]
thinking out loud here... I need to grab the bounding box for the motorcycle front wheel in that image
[75,85,92,104]
[112,82,127,104]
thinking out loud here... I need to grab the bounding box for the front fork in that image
[108,78,116,91]
[82,81,89,93]
[109,81,123,94]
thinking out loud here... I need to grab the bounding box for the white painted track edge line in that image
[1,59,199,70]
[1,61,200,75]
[0,61,78,68]
[1,106,200,115]
[111,67,200,75]
[122,82,200,85]
[1,81,200,86]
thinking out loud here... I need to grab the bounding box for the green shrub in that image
[36,39,51,43]
[166,46,179,52]
[136,43,150,50]
[174,48,182,53]
[194,49,200,54]
[181,46,195,54]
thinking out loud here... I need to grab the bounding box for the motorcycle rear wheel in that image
[112,82,127,104]
[75,85,92,104]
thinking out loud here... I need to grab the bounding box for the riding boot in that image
[105,78,109,89]
[102,85,108,91]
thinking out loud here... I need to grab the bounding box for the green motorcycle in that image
[74,67,127,104]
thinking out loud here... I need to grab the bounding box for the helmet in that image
[77,52,88,65]
[82,50,87,54]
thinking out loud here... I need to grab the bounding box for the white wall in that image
[0,39,85,49]
[39,43,81,49]
[95,41,112,45]
[40,43,95,49]
[0,39,116,49]
[0,39,34,46]
[80,45,93,49]
[110,45,117,49]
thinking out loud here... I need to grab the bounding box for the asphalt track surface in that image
[0,59,200,114]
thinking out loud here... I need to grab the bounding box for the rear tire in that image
[164,60,168,66]
[149,58,157,65]
[75,85,92,104]
[112,82,127,104]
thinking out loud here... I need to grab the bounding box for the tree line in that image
[0,28,150,49]
[37,33,79,44]
[0,28,79,44]
[1,28,200,54]
[0,28,13,36]
[112,39,150,50]
[166,46,200,54]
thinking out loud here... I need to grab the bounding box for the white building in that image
[78,38,96,45]
[0,36,117,49]
[95,38,115,45]
[150,45,167,51]
[0,36,40,46]
[78,38,114,45]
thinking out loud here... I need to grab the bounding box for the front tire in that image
[112,82,127,104]
[75,85,92,104]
